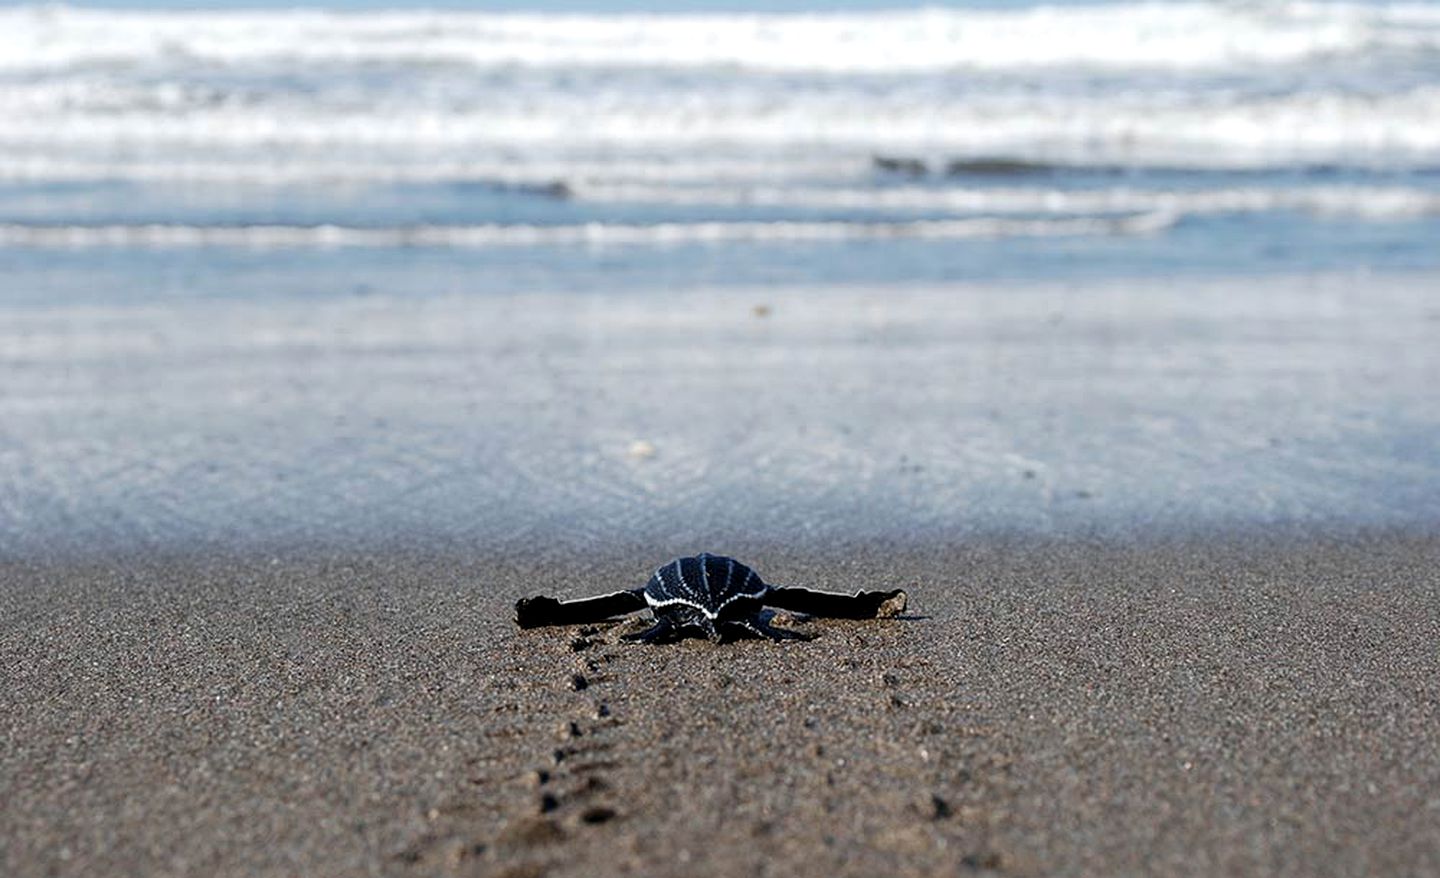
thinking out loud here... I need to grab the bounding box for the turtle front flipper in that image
[514,589,647,628]
[764,586,908,619]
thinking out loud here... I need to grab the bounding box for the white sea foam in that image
[1,3,1438,181]
[3,3,1439,74]
[0,85,1434,177]
[2,82,1438,174]
[0,154,872,186]
[0,214,1176,249]
[570,183,1440,220]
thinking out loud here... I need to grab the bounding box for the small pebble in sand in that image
[961,851,1004,870]
[580,806,618,825]
[927,794,954,821]
[627,439,657,460]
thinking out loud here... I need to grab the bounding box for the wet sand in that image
[5,273,1439,559]
[6,533,1439,877]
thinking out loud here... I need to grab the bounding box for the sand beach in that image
[5,534,1440,877]
[4,272,1440,876]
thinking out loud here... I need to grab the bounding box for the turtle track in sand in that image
[392,599,1023,877]
[391,624,631,876]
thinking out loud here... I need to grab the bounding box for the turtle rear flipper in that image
[764,586,907,619]
[514,589,647,628]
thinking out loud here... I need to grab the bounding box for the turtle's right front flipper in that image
[764,586,908,619]
[514,589,647,628]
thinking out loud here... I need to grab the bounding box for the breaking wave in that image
[4,3,1440,74]
[569,183,1440,220]
[2,1,1437,259]
[0,214,1178,249]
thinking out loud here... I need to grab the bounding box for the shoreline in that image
[5,271,1440,562]
[6,530,1439,877]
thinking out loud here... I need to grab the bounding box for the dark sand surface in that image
[5,533,1439,877]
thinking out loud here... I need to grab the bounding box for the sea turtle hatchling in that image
[514,552,907,643]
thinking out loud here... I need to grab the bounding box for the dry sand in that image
[5,532,1439,877]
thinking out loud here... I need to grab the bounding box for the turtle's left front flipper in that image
[514,590,646,628]
[764,586,908,619]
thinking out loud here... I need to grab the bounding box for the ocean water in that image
[2,0,1439,303]
[4,1,1440,557]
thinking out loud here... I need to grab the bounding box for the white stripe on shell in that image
[742,566,766,597]
[673,558,690,600]
[642,556,769,616]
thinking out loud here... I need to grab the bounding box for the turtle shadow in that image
[595,609,926,646]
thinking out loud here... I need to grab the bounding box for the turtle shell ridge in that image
[643,553,768,619]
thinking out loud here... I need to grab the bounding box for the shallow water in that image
[2,0,1439,299]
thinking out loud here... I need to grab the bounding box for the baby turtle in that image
[514,553,907,643]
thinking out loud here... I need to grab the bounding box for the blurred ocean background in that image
[3,0,1439,556]
[3,0,1439,302]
